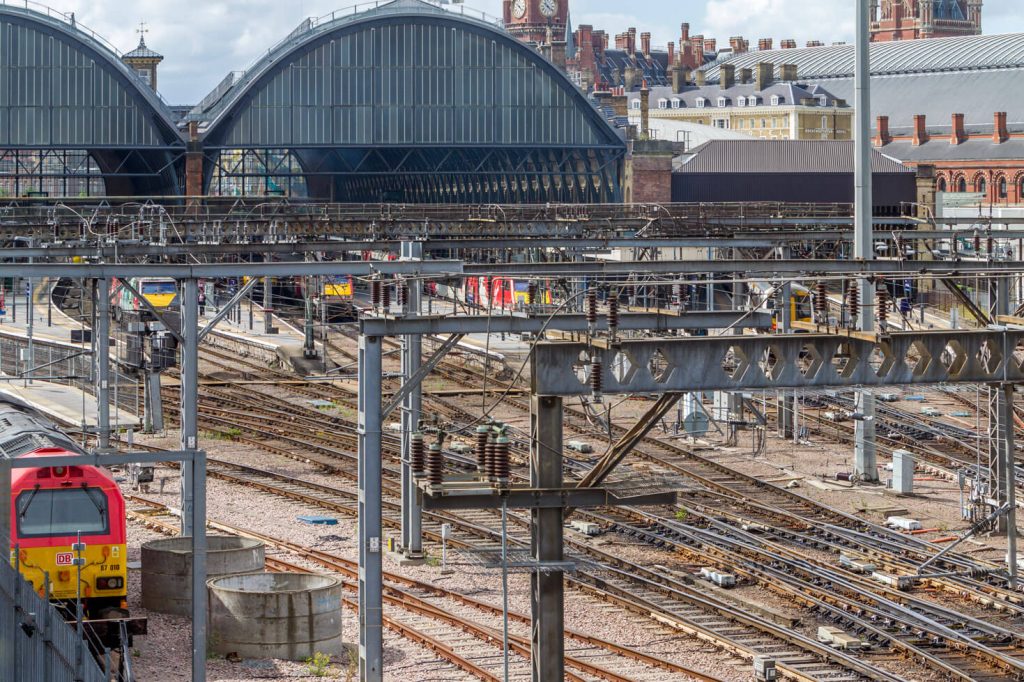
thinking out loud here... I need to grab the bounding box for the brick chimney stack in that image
[695,69,706,87]
[593,30,607,60]
[950,113,966,145]
[729,36,748,53]
[640,32,651,57]
[913,114,928,146]
[704,38,717,54]
[719,63,735,90]
[994,112,1009,143]
[755,62,774,91]
[640,81,650,138]
[806,40,824,47]
[781,39,797,49]
[628,27,637,53]
[874,116,892,146]
[779,63,797,81]
[739,67,752,84]
[681,22,690,43]
[758,38,773,50]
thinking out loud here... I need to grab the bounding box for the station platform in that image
[0,380,139,432]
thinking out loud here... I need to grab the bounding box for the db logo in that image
[55,553,74,566]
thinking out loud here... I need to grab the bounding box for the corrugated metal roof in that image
[702,32,1024,82]
[675,140,912,174]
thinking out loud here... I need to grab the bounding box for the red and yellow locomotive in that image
[4,398,129,619]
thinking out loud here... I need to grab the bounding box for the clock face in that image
[512,0,527,19]
[539,0,559,18]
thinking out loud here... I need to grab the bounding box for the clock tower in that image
[503,0,569,45]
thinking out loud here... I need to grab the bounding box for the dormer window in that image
[631,99,641,110]
[696,97,706,108]
[717,97,727,107]
[771,95,781,106]
[738,96,747,106]
[748,96,758,107]
[671,97,681,109]
[657,98,668,110]
[818,95,828,106]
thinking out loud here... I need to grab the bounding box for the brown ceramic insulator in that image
[381,281,391,310]
[495,436,511,483]
[590,359,603,395]
[527,280,538,306]
[586,289,598,324]
[410,432,425,478]
[426,443,443,486]
[485,438,497,480]
[846,281,859,327]
[608,295,619,336]
[474,426,490,474]
[370,279,382,308]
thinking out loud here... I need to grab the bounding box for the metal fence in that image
[0,549,109,682]
[0,331,140,420]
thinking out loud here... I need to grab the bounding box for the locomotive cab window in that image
[16,486,110,538]
[140,281,176,295]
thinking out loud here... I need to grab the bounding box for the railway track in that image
[148,323,1024,678]
[126,495,721,682]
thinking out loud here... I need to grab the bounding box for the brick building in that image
[870,0,982,42]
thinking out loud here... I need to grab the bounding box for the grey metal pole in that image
[358,333,384,681]
[180,278,207,682]
[778,251,795,439]
[501,498,510,682]
[1003,383,1018,587]
[26,274,34,386]
[531,394,565,682]
[854,0,877,481]
[96,278,111,450]
[263,276,273,334]
[403,241,424,558]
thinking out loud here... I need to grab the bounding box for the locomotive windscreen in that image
[16,486,110,538]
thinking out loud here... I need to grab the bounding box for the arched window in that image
[957,177,967,192]
[977,176,987,195]
[999,176,1008,198]
[937,177,947,192]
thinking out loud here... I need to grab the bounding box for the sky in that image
[49,0,1024,104]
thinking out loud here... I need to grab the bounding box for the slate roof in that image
[123,38,162,60]
[627,82,845,110]
[883,138,1024,162]
[675,140,912,174]
[702,32,1024,82]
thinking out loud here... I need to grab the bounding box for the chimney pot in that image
[681,23,690,42]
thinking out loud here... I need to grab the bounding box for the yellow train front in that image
[3,399,135,631]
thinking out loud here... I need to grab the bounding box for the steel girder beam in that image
[532,329,1024,395]
[940,278,992,325]
[360,311,772,337]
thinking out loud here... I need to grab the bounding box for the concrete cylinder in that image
[141,536,264,616]
[207,572,344,661]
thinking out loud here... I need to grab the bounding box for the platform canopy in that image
[192,0,625,203]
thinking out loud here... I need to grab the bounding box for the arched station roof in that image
[197,0,624,202]
[0,4,184,195]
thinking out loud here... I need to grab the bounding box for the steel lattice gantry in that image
[0,5,184,197]
[196,0,625,203]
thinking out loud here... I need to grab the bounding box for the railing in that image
[0,548,110,682]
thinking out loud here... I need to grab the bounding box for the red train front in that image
[3,400,129,619]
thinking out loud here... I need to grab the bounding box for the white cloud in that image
[702,0,854,46]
